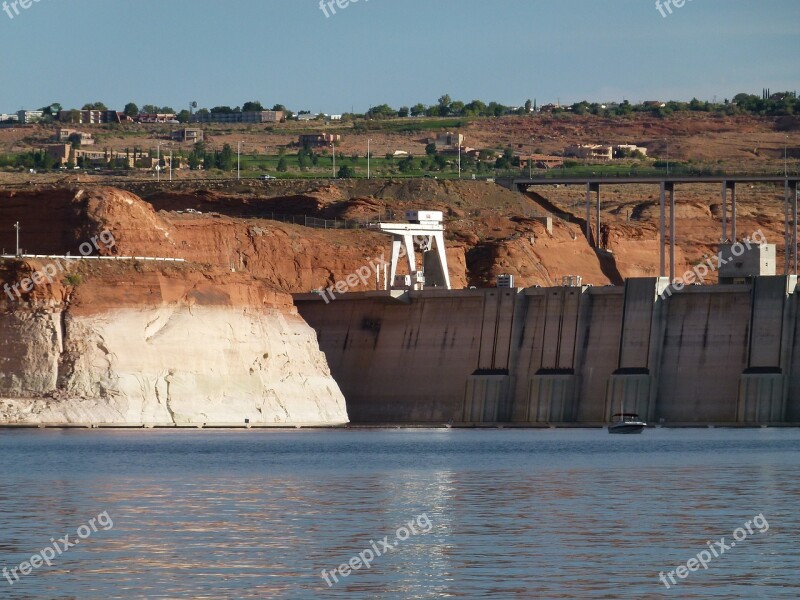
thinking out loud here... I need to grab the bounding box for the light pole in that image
[458,139,461,179]
[529,151,532,179]
[13,221,20,257]
[169,148,173,182]
[332,142,336,178]
[157,142,163,182]
[786,134,789,178]
[367,138,371,180]
[237,141,243,181]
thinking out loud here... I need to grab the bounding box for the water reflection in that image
[0,428,797,598]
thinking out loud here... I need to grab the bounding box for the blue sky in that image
[0,0,797,113]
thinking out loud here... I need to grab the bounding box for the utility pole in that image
[786,135,789,178]
[367,138,371,179]
[13,221,20,257]
[157,143,162,182]
[237,141,243,181]
[332,142,336,178]
[169,149,173,182]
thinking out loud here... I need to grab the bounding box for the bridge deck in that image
[502,176,799,187]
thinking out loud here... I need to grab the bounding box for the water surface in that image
[0,428,797,598]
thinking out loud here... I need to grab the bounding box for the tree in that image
[614,100,633,116]
[272,104,293,119]
[525,99,533,113]
[82,102,108,111]
[297,149,310,170]
[495,147,514,170]
[437,94,452,116]
[398,155,414,173]
[40,102,62,116]
[242,101,264,112]
[425,143,438,156]
[397,106,410,118]
[337,165,355,178]
[277,156,288,172]
[67,133,82,149]
[410,103,426,117]
[464,100,487,116]
[123,103,139,118]
[217,144,235,170]
[187,152,201,170]
[366,104,395,119]
[176,110,191,123]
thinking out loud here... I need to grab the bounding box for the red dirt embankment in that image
[1,175,789,296]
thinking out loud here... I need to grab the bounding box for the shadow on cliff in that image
[523,187,624,286]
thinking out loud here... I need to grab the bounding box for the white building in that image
[17,110,44,124]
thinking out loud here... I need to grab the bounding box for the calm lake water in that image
[0,428,798,599]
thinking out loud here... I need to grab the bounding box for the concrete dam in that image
[295,276,800,425]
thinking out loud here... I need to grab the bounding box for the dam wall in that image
[295,276,800,425]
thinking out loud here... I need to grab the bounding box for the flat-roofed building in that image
[17,110,44,124]
[564,144,613,161]
[55,128,94,145]
[192,110,284,124]
[58,110,129,124]
[434,132,464,149]
[171,128,204,143]
[299,133,341,147]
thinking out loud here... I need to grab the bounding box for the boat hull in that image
[608,423,646,434]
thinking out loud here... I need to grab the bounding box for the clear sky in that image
[0,0,797,114]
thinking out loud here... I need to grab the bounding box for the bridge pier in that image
[794,181,799,275]
[660,182,676,281]
[585,183,601,247]
[784,181,799,275]
[722,181,737,242]
[784,181,789,274]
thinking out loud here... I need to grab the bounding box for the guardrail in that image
[1,255,186,262]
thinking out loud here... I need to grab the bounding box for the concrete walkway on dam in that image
[294,277,800,426]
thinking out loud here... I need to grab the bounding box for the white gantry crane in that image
[368,210,451,291]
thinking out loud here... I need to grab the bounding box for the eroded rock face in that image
[0,262,348,426]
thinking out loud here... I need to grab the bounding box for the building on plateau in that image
[564,144,614,161]
[298,133,341,147]
[192,110,284,124]
[54,128,94,145]
[434,132,465,149]
[57,110,132,124]
[17,110,44,124]
[136,113,177,124]
[171,128,204,143]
